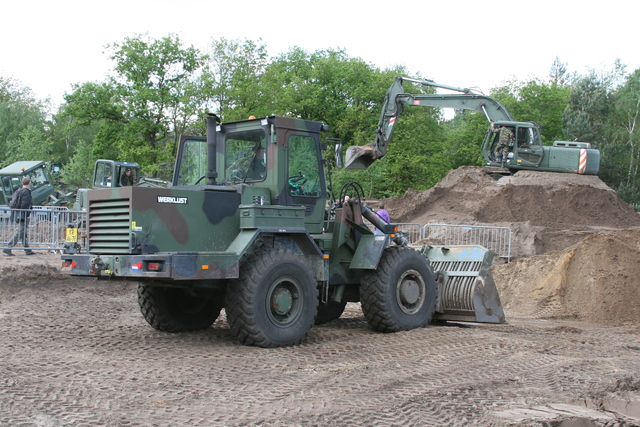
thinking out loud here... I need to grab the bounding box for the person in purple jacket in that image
[374,201,390,235]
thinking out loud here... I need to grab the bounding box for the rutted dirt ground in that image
[2,167,640,426]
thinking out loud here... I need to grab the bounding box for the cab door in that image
[283,130,326,233]
[512,125,544,167]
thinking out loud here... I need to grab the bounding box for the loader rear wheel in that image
[225,249,319,348]
[360,246,437,332]
[137,283,221,332]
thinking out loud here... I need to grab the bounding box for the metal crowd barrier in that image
[1,206,512,260]
[0,207,86,253]
[361,220,511,261]
[396,223,422,244]
[419,223,512,261]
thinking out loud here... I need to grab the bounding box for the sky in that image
[2,0,639,110]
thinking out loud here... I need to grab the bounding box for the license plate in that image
[65,228,78,243]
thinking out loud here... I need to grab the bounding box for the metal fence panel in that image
[420,224,512,261]
[1,207,86,252]
[2,207,511,261]
[397,223,422,244]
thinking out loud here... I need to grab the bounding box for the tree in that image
[563,72,611,144]
[491,78,570,143]
[204,38,269,121]
[384,107,449,194]
[62,34,207,178]
[548,57,575,87]
[0,76,49,167]
[60,140,95,189]
[4,125,51,164]
[609,68,640,198]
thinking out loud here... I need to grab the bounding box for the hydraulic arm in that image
[345,77,512,169]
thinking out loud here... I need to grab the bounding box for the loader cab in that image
[92,160,141,188]
[0,161,55,206]
[174,116,329,233]
[483,121,544,169]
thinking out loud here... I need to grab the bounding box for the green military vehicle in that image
[0,161,70,207]
[62,115,504,347]
[73,159,169,211]
[345,76,600,175]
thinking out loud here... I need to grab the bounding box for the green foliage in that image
[383,108,449,194]
[60,140,96,189]
[602,68,640,198]
[0,76,49,167]
[205,38,269,121]
[442,111,488,168]
[4,125,51,164]
[563,72,612,144]
[616,182,640,209]
[61,34,207,179]
[491,78,570,143]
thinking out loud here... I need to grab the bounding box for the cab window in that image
[26,168,47,191]
[288,135,321,197]
[176,139,207,186]
[94,163,113,187]
[225,129,267,183]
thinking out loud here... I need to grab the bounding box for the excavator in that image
[346,76,601,175]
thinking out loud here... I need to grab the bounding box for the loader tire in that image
[225,249,319,348]
[360,246,437,333]
[137,283,221,332]
[315,299,347,325]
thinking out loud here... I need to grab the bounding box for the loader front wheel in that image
[225,249,319,348]
[137,283,221,332]
[360,246,437,332]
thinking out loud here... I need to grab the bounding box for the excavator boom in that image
[346,77,512,169]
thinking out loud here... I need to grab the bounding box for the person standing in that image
[491,122,514,165]
[374,201,390,235]
[4,177,36,256]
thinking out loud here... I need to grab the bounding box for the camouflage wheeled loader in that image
[61,115,504,348]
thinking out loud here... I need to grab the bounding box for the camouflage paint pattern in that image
[63,116,331,285]
[61,114,506,325]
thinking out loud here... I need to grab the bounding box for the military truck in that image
[62,115,504,348]
[73,159,169,211]
[0,161,71,207]
[345,76,601,175]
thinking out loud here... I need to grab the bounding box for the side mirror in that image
[327,138,343,169]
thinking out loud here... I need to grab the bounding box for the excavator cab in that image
[483,121,544,169]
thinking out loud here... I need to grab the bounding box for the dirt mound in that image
[385,166,640,257]
[0,254,65,284]
[493,228,640,326]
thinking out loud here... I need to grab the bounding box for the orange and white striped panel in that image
[579,149,587,174]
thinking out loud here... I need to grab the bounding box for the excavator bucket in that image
[345,145,376,170]
[419,245,505,324]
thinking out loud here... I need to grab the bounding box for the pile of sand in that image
[386,167,640,258]
[493,228,640,326]
[385,166,640,325]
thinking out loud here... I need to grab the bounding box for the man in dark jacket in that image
[4,177,36,256]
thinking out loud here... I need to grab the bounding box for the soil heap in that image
[384,166,640,326]
[385,166,640,258]
[493,228,640,326]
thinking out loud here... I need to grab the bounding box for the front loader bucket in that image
[419,245,505,324]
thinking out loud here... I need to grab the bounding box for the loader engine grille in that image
[431,260,482,311]
[87,197,131,254]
